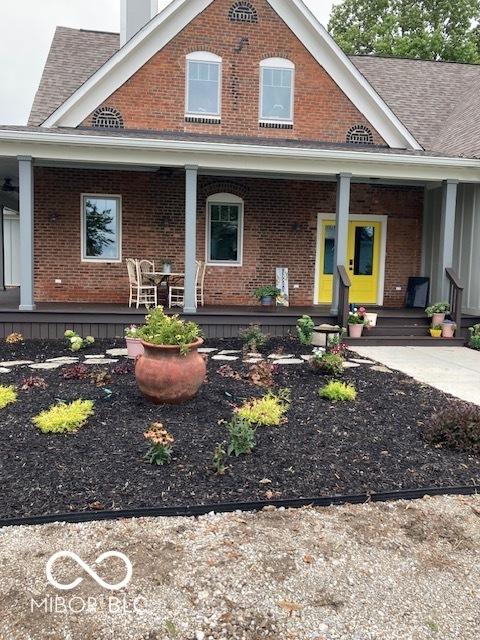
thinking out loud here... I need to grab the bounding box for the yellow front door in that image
[318,219,381,304]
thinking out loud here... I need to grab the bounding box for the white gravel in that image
[1,495,480,639]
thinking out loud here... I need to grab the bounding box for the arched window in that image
[229,2,258,23]
[186,52,222,119]
[92,107,124,129]
[259,58,294,125]
[346,124,374,145]
[206,193,244,266]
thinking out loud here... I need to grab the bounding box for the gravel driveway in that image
[1,496,479,639]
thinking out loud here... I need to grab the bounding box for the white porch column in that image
[18,156,35,311]
[331,173,351,315]
[184,165,198,313]
[438,179,458,300]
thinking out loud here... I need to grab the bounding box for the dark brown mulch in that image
[0,338,479,519]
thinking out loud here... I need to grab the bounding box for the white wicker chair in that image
[169,260,206,308]
[126,258,158,309]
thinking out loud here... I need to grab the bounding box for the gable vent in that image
[346,124,374,145]
[92,107,124,129]
[229,2,258,23]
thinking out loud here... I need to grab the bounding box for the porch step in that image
[368,324,432,337]
[345,336,466,347]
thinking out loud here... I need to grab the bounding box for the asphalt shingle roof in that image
[26,26,480,159]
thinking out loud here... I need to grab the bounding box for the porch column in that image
[184,165,198,313]
[18,156,35,311]
[331,173,351,315]
[438,179,458,300]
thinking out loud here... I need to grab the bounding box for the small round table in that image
[313,324,343,352]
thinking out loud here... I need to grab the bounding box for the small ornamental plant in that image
[212,442,228,474]
[425,402,480,456]
[425,302,451,318]
[125,324,140,339]
[5,332,24,344]
[137,307,201,355]
[468,324,480,351]
[311,349,345,377]
[240,324,268,352]
[226,416,256,457]
[21,376,48,391]
[252,285,282,301]
[144,422,174,465]
[319,381,357,402]
[0,385,17,409]
[236,390,290,427]
[33,399,94,434]
[297,315,315,345]
[64,330,95,353]
[348,307,368,325]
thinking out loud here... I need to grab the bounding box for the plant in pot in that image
[125,324,144,359]
[425,302,450,327]
[430,325,443,338]
[135,307,205,404]
[347,307,367,338]
[468,324,480,351]
[253,285,282,307]
[442,320,457,339]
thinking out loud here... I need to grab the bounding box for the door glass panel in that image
[323,225,335,275]
[354,226,374,275]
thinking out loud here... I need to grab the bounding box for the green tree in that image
[328,0,480,63]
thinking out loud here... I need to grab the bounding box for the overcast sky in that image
[0,0,339,125]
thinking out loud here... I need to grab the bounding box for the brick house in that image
[0,0,480,336]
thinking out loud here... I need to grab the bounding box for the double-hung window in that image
[260,58,295,123]
[186,52,222,118]
[81,195,121,262]
[206,194,244,266]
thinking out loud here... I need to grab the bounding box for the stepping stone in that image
[268,354,295,360]
[217,350,242,355]
[247,353,264,358]
[198,348,218,354]
[0,360,33,367]
[350,358,374,365]
[212,355,239,362]
[46,357,79,364]
[30,362,63,370]
[83,358,119,365]
[370,365,393,373]
[301,355,314,362]
[106,348,128,357]
[274,358,305,365]
[85,354,105,359]
[343,362,360,369]
[243,358,264,364]
[0,367,11,374]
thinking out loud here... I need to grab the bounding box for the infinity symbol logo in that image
[46,551,133,591]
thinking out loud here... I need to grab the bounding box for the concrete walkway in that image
[352,346,480,406]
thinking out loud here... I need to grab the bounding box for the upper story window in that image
[260,58,294,124]
[186,52,222,119]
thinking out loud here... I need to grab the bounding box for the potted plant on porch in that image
[135,307,206,404]
[425,302,451,327]
[429,325,443,338]
[347,307,368,338]
[253,285,282,307]
[125,324,144,359]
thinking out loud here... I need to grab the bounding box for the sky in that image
[0,0,339,125]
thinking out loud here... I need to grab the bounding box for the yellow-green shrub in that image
[33,399,94,434]
[319,381,357,402]
[236,391,290,427]
[0,385,17,409]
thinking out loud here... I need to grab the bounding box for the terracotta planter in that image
[442,323,456,339]
[432,313,446,327]
[126,337,144,360]
[135,338,206,404]
[348,323,364,338]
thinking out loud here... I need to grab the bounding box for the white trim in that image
[205,193,244,267]
[314,213,388,305]
[80,193,122,263]
[185,53,222,118]
[39,0,421,149]
[259,59,295,124]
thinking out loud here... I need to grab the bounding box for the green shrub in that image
[33,399,94,434]
[319,381,357,402]
[213,442,228,473]
[425,302,450,317]
[226,416,256,456]
[311,350,345,377]
[236,390,290,427]
[137,306,201,355]
[144,422,174,465]
[0,385,17,409]
[296,315,315,345]
[64,330,95,352]
[468,324,480,350]
[240,324,268,351]
[425,403,480,456]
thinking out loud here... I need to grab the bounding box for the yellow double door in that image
[318,219,382,305]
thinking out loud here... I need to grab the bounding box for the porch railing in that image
[445,268,464,329]
[337,265,351,328]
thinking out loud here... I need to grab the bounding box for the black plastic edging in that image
[0,484,478,528]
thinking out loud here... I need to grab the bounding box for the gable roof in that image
[29,27,119,126]
[37,0,421,151]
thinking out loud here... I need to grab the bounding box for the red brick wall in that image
[34,167,423,307]
[82,0,385,145]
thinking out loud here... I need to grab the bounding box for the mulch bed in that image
[0,338,479,519]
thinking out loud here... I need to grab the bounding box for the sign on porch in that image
[276,267,289,307]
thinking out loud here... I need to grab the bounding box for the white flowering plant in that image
[348,307,368,326]
[125,324,140,339]
[64,330,95,353]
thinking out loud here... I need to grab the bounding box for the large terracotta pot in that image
[135,338,206,405]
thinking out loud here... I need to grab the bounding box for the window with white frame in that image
[260,58,294,122]
[186,52,222,117]
[206,194,244,265]
[81,195,121,262]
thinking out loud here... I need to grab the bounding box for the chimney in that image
[120,0,158,46]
